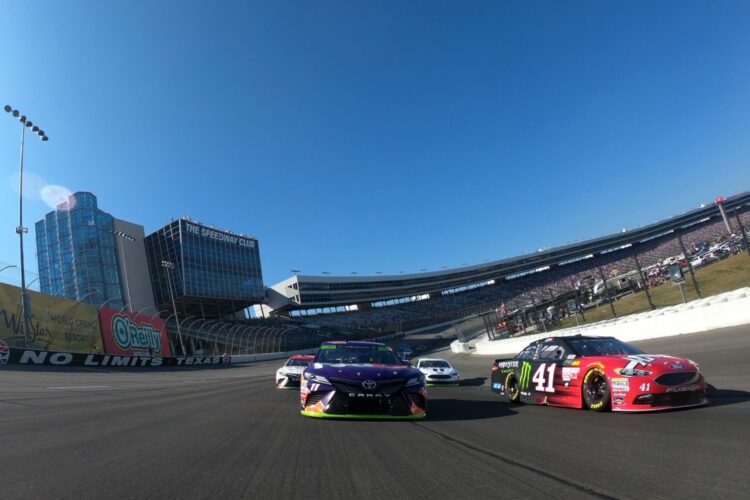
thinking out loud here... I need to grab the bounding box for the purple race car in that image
[300,341,427,419]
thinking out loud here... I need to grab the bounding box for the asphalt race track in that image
[1,327,749,499]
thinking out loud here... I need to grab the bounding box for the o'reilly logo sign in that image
[112,314,161,353]
[184,222,255,248]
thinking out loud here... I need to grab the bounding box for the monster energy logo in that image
[519,361,532,390]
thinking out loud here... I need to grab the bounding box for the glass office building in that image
[145,218,264,318]
[35,192,124,309]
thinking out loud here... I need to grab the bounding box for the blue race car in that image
[300,341,427,419]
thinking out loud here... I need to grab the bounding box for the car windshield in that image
[420,360,450,368]
[567,338,643,356]
[286,358,311,367]
[315,345,403,365]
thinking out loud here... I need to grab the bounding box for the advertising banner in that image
[98,308,172,357]
[0,340,229,368]
[0,283,104,353]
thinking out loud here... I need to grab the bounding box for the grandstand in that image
[166,193,750,355]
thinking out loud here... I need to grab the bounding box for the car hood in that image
[307,363,420,380]
[278,365,306,375]
[419,367,455,374]
[578,354,699,374]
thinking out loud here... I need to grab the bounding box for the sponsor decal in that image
[566,354,576,360]
[622,355,660,370]
[564,359,581,366]
[0,339,9,365]
[666,384,702,393]
[492,382,502,389]
[348,392,386,398]
[613,397,625,406]
[669,364,686,370]
[519,361,532,390]
[611,377,630,392]
[562,367,580,381]
[497,360,519,369]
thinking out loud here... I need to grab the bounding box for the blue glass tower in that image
[35,192,124,309]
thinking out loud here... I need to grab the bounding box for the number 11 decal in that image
[532,363,556,393]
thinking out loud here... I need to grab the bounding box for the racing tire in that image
[582,368,611,412]
[504,372,520,403]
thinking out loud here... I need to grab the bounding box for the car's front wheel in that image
[582,368,610,412]
[504,372,520,403]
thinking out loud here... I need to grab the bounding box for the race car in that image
[415,358,460,386]
[300,341,427,419]
[276,355,314,389]
[491,335,707,412]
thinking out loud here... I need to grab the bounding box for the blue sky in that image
[1,1,749,286]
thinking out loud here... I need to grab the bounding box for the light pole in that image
[111,229,136,312]
[161,260,186,355]
[0,264,18,275]
[134,305,157,316]
[4,104,49,347]
[149,309,169,320]
[99,297,121,309]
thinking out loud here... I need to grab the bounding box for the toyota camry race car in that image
[300,341,427,419]
[416,358,460,386]
[491,335,707,412]
[276,355,314,389]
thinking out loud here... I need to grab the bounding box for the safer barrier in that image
[475,286,750,356]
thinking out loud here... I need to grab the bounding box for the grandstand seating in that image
[165,205,750,354]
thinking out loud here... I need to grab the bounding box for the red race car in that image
[491,335,707,412]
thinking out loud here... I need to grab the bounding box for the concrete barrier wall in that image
[229,332,406,364]
[475,287,750,356]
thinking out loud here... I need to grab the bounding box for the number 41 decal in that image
[532,363,556,393]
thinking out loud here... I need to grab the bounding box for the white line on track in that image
[46,385,110,390]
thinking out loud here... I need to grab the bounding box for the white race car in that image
[416,358,460,386]
[276,355,314,389]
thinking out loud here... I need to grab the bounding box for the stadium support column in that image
[715,197,732,235]
[597,267,617,318]
[632,253,655,310]
[733,209,750,260]
[676,230,702,299]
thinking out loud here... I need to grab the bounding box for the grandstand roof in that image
[268,192,750,311]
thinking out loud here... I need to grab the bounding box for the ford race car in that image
[416,358,460,386]
[276,355,314,389]
[491,335,707,412]
[300,341,427,419]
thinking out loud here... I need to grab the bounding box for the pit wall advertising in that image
[98,308,172,357]
[0,282,104,353]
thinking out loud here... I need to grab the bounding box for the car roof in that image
[290,355,314,360]
[536,335,617,344]
[321,341,386,348]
